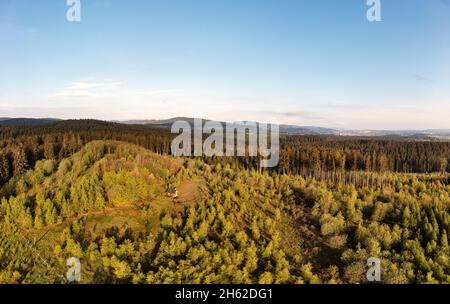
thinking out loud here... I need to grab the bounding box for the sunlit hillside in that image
[0,141,448,284]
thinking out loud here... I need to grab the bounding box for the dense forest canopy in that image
[0,120,449,189]
[0,120,449,284]
[0,140,448,283]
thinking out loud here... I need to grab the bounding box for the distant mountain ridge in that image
[120,118,450,139]
[0,118,61,126]
[1,117,449,139]
[118,118,339,135]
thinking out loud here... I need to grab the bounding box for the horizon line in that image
[1,116,450,132]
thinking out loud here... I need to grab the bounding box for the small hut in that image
[167,188,178,198]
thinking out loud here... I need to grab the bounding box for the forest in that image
[0,120,448,284]
[1,120,449,188]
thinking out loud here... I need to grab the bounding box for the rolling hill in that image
[1,117,448,139]
[119,117,450,138]
[0,140,448,284]
[0,118,61,126]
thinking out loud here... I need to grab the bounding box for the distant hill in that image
[120,117,196,126]
[2,117,449,139]
[120,118,338,135]
[118,117,450,139]
[337,129,450,140]
[278,124,338,135]
[0,118,61,126]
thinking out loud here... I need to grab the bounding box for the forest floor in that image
[83,206,147,236]
[172,179,205,212]
[280,201,343,279]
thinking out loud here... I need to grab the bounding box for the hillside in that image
[117,117,450,138]
[0,118,60,126]
[0,140,449,284]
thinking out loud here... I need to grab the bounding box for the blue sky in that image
[0,0,449,129]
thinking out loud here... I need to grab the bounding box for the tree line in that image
[1,120,449,188]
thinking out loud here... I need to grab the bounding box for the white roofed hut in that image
[167,188,178,198]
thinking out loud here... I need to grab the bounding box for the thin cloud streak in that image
[3,79,449,130]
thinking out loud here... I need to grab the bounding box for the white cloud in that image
[315,103,450,130]
[68,82,122,91]
[4,79,449,130]
[48,81,182,101]
[49,81,123,99]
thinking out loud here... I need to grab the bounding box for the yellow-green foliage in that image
[0,141,448,284]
